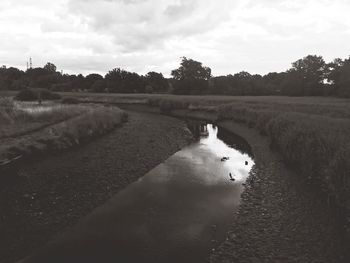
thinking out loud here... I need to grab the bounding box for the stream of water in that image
[26,121,254,263]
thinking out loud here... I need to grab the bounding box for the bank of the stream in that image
[0,111,192,263]
[119,104,348,262]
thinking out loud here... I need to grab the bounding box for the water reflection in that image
[25,122,255,263]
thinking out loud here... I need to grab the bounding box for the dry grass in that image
[0,98,86,124]
[0,96,127,161]
[0,106,127,161]
[0,97,86,138]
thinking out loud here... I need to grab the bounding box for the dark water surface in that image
[26,122,254,263]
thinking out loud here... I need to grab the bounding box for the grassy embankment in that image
[0,97,127,163]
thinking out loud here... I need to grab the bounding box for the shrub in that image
[14,89,38,101]
[15,88,61,101]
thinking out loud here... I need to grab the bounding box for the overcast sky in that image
[0,0,349,76]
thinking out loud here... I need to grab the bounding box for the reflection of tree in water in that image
[187,121,209,139]
[186,120,254,159]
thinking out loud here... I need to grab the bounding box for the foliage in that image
[145,71,168,92]
[43,62,57,73]
[171,57,211,95]
[1,54,350,97]
[328,57,350,97]
[171,57,211,81]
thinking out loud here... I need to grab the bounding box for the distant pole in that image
[29,57,32,69]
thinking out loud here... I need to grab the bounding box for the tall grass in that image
[16,102,86,123]
[0,97,23,124]
[40,106,128,149]
[217,102,350,232]
[0,97,86,125]
[1,106,127,160]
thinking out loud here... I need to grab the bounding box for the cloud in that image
[0,0,349,76]
[66,0,235,52]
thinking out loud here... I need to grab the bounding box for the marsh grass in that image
[216,102,350,231]
[0,106,127,160]
[0,97,87,138]
[16,102,86,123]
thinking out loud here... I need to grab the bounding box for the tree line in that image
[1,55,349,97]
[0,64,169,94]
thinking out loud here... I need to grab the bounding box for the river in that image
[23,121,254,263]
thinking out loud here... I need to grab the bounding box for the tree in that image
[91,79,107,92]
[85,73,103,90]
[171,57,211,94]
[329,57,350,97]
[43,62,57,73]
[280,70,304,96]
[171,57,211,81]
[145,71,168,92]
[289,55,326,95]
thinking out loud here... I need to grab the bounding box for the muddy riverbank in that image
[0,111,192,263]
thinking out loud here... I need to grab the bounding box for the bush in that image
[15,88,61,101]
[14,89,37,101]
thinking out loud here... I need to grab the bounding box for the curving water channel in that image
[25,121,254,263]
